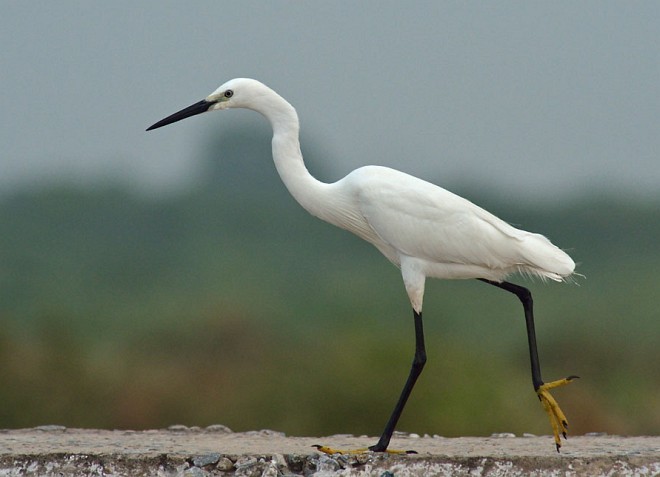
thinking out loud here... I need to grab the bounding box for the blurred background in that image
[1,2,658,438]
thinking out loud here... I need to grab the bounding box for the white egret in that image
[147,78,578,453]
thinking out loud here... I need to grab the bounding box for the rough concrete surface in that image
[0,426,658,476]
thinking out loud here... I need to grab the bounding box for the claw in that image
[536,376,577,452]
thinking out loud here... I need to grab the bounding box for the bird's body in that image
[147,78,578,453]
[290,163,575,311]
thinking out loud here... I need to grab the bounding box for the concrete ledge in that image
[0,427,658,476]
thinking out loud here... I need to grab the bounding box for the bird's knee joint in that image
[517,288,533,306]
[413,351,427,369]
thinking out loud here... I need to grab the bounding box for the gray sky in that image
[1,1,658,201]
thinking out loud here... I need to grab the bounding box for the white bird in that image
[147,78,578,453]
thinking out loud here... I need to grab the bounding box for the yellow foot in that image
[536,375,579,452]
[312,445,416,455]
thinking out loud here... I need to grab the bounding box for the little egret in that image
[147,78,578,453]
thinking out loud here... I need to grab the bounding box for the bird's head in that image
[146,78,274,131]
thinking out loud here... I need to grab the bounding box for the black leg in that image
[478,279,579,452]
[478,279,543,390]
[370,309,426,452]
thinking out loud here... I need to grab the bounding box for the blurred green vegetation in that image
[0,127,658,437]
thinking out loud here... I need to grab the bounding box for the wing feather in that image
[348,166,572,278]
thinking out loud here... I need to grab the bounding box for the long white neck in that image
[253,91,334,222]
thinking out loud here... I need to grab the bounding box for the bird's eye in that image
[224,90,234,98]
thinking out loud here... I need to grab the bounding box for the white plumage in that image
[213,79,575,313]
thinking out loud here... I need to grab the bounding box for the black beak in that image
[146,99,215,131]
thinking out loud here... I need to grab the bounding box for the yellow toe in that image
[312,445,415,455]
[536,376,578,451]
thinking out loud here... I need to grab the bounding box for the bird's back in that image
[334,166,574,282]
